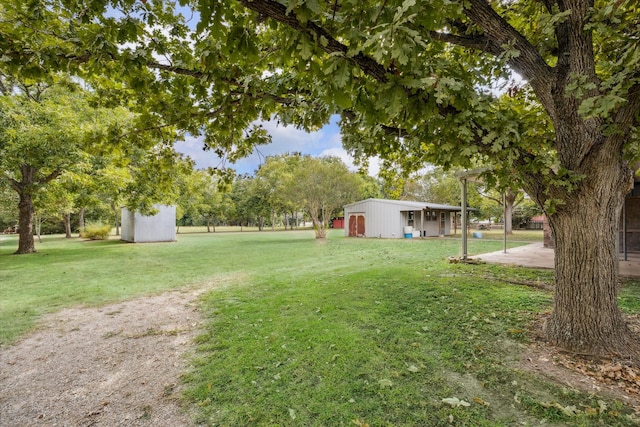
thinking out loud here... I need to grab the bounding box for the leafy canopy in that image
[1,0,638,193]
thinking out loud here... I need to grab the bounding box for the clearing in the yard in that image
[0,230,638,426]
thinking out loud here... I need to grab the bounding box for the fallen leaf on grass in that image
[473,397,490,406]
[378,378,393,388]
[442,397,471,407]
[540,401,580,416]
[407,365,419,373]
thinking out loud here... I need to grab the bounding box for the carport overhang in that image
[398,203,476,239]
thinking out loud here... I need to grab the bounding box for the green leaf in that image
[298,36,313,60]
[578,94,626,119]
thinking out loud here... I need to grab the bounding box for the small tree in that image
[285,156,363,239]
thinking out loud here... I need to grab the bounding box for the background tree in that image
[194,171,226,233]
[402,167,484,229]
[32,177,74,241]
[200,180,233,232]
[176,168,232,232]
[255,154,302,231]
[175,165,202,232]
[285,156,364,239]
[229,175,257,230]
[357,174,385,201]
[512,197,544,230]
[86,161,133,236]
[403,168,465,205]
[0,180,18,232]
[3,0,638,355]
[0,80,105,253]
[0,76,188,252]
[478,187,525,234]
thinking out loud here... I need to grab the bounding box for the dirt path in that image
[0,287,206,427]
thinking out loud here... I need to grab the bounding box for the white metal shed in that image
[343,198,465,239]
[121,204,176,243]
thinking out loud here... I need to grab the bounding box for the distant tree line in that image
[165,153,384,239]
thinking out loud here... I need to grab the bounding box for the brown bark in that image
[312,218,327,239]
[9,165,62,254]
[15,191,36,254]
[35,215,43,243]
[503,189,523,235]
[307,204,326,239]
[543,146,638,357]
[78,208,85,236]
[64,213,72,238]
[111,202,120,236]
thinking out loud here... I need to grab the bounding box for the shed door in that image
[357,215,365,236]
[440,212,446,235]
[348,215,365,237]
[348,215,357,237]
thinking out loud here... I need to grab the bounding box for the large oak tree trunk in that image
[543,152,637,357]
[16,191,36,254]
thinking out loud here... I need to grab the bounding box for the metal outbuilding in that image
[121,204,176,243]
[343,198,466,239]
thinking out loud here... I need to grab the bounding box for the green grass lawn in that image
[1,229,638,426]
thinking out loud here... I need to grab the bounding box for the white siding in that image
[120,208,135,242]
[121,205,176,243]
[344,199,400,238]
[343,199,462,239]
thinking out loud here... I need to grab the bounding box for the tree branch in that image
[35,170,63,186]
[237,0,389,83]
[429,31,503,56]
[536,0,557,13]
[341,110,409,138]
[3,175,21,193]
[463,0,554,111]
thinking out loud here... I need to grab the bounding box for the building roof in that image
[344,198,466,212]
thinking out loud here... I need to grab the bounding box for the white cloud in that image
[319,147,381,177]
[175,118,381,177]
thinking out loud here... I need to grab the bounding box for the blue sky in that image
[174,116,381,177]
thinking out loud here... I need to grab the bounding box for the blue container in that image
[404,233,412,238]
[472,232,483,239]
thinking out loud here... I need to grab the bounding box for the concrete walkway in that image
[472,242,640,278]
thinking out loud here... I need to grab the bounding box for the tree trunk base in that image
[545,314,640,360]
[14,248,37,255]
